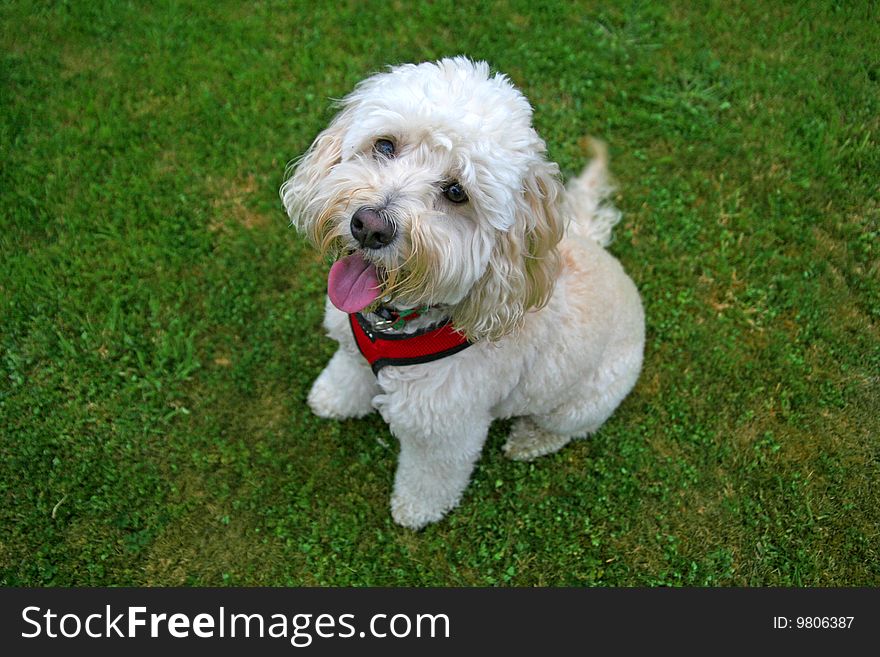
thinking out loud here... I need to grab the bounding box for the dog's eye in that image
[373,139,395,158]
[442,181,468,204]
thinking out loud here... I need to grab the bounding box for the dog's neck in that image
[360,302,452,335]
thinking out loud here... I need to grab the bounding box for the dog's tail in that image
[562,139,621,248]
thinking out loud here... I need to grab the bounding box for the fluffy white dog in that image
[281,57,644,529]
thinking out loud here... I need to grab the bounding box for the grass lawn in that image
[1,0,878,586]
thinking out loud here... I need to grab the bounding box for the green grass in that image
[1,0,878,586]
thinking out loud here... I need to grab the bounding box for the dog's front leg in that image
[307,346,379,419]
[385,408,490,529]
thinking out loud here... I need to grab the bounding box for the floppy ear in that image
[452,159,565,341]
[520,158,565,314]
[280,107,354,246]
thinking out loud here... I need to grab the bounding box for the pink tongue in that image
[327,253,381,313]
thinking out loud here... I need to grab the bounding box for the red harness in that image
[349,312,471,374]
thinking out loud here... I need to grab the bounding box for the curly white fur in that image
[281,57,645,529]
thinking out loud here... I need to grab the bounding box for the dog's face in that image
[281,57,564,340]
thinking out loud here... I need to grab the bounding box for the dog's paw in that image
[307,374,374,420]
[503,418,572,461]
[390,492,451,530]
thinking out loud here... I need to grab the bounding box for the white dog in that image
[281,57,645,529]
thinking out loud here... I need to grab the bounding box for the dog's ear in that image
[280,107,353,245]
[453,158,565,341]
[520,158,565,314]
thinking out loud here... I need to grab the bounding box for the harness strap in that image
[349,313,472,374]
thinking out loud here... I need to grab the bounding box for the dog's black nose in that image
[350,207,395,250]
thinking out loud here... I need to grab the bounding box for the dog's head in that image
[281,57,564,341]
